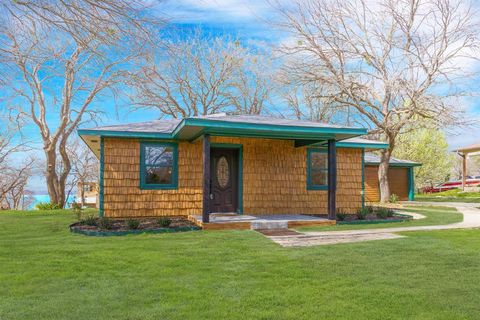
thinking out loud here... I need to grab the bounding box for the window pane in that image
[309,151,328,187]
[311,170,327,186]
[145,146,173,166]
[311,152,327,169]
[145,166,172,184]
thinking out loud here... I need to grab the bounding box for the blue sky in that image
[5,0,480,193]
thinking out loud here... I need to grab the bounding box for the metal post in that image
[327,139,337,220]
[202,134,211,223]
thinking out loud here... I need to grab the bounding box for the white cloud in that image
[163,0,271,23]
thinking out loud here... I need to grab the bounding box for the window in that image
[307,149,328,190]
[140,142,178,189]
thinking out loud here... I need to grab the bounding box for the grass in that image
[416,189,480,203]
[297,205,463,232]
[1,209,480,319]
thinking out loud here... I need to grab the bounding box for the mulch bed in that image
[70,217,199,236]
[340,214,407,222]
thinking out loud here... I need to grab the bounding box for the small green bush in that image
[356,207,369,220]
[80,215,97,226]
[390,194,399,203]
[376,207,389,219]
[72,202,83,220]
[98,217,113,230]
[36,202,62,210]
[126,219,140,230]
[376,207,396,219]
[386,208,395,217]
[336,210,348,221]
[157,217,172,227]
[366,205,375,214]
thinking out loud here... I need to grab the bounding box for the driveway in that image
[265,203,480,247]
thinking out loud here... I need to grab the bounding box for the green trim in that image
[361,149,365,208]
[139,141,178,190]
[364,162,422,168]
[408,167,415,201]
[337,214,413,225]
[211,143,243,214]
[99,137,104,217]
[70,224,200,237]
[337,142,389,149]
[181,118,366,136]
[306,148,328,190]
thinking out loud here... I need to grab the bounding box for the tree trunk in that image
[45,146,61,205]
[378,148,392,203]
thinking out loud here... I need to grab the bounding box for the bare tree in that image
[0,120,35,209]
[69,139,99,207]
[0,1,162,207]
[276,0,478,201]
[133,31,274,117]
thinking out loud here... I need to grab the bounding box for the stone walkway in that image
[265,203,480,247]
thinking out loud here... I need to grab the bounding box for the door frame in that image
[210,143,243,214]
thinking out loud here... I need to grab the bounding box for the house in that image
[78,114,395,227]
[453,142,480,191]
[364,153,421,202]
[75,182,98,208]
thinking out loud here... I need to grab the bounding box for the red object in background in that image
[422,179,480,193]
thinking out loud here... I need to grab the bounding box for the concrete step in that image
[251,220,288,230]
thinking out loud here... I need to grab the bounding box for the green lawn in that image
[415,189,480,203]
[1,210,480,319]
[297,205,463,232]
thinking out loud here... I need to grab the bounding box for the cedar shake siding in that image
[102,136,363,218]
[365,166,410,202]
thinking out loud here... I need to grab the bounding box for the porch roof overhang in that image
[78,114,368,157]
[364,152,422,167]
[454,142,480,155]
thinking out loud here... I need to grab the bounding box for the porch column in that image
[202,134,211,223]
[327,139,337,220]
[462,153,467,191]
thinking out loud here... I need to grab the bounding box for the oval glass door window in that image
[217,156,230,188]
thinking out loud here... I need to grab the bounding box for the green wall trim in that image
[139,141,179,190]
[211,143,244,214]
[336,142,389,149]
[306,148,329,191]
[70,224,200,237]
[408,167,415,201]
[99,137,104,217]
[361,149,365,208]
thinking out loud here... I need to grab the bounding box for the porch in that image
[189,213,335,230]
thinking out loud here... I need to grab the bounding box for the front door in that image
[210,148,239,213]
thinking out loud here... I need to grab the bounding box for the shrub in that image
[356,207,369,220]
[365,205,375,214]
[36,202,62,210]
[376,207,396,219]
[390,193,399,203]
[336,210,348,221]
[157,217,172,227]
[98,217,113,230]
[376,207,389,219]
[126,219,140,230]
[386,208,396,217]
[80,215,97,226]
[72,202,83,220]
